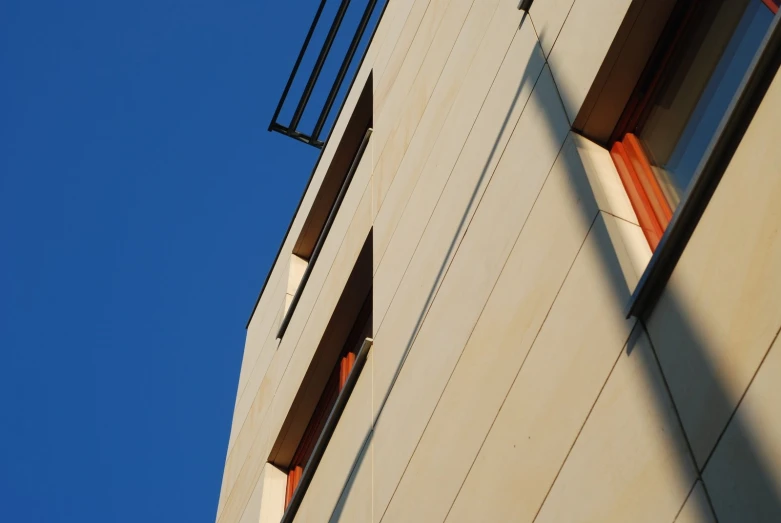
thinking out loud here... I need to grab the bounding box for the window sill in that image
[569,132,653,294]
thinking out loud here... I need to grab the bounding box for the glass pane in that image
[637,0,774,204]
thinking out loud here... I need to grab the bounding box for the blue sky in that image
[0,1,373,520]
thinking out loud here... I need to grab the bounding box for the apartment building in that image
[217,0,781,521]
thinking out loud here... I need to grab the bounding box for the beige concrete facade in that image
[217,1,781,521]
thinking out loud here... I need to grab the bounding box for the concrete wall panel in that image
[372,0,458,153]
[373,0,441,114]
[529,0,577,57]
[674,482,717,523]
[293,352,373,523]
[372,2,524,264]
[361,0,416,91]
[218,150,373,522]
[533,328,696,523]
[446,213,637,523]
[371,21,544,354]
[329,439,373,523]
[703,332,781,522]
[228,278,285,452]
[377,96,591,523]
[237,464,286,523]
[646,66,781,467]
[372,0,500,212]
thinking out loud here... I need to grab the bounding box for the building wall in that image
[217,1,781,522]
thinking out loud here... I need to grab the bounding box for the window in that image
[245,73,373,332]
[267,230,373,522]
[276,75,373,339]
[573,0,780,315]
[609,0,778,250]
[283,293,371,509]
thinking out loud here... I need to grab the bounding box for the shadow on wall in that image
[328,13,781,523]
[329,20,543,519]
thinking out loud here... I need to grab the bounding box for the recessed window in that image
[267,230,373,521]
[277,75,373,339]
[609,0,777,249]
[284,293,371,509]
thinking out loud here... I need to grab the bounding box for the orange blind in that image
[339,352,356,390]
[284,466,302,509]
[610,135,666,251]
[284,352,357,509]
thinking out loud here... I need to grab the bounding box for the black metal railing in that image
[269,0,385,148]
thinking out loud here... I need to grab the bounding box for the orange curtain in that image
[284,352,357,510]
[339,352,356,390]
[610,133,672,251]
[284,466,302,509]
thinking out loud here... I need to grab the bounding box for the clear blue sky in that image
[0,1,372,521]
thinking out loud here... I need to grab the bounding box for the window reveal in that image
[283,293,371,509]
[610,0,776,250]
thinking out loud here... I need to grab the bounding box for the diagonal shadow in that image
[521,17,781,523]
[328,15,542,521]
[539,19,781,523]
[325,10,781,523]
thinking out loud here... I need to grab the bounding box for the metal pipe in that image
[312,0,378,141]
[288,0,352,133]
[268,0,329,131]
[279,337,373,523]
[627,13,781,318]
[277,128,372,339]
